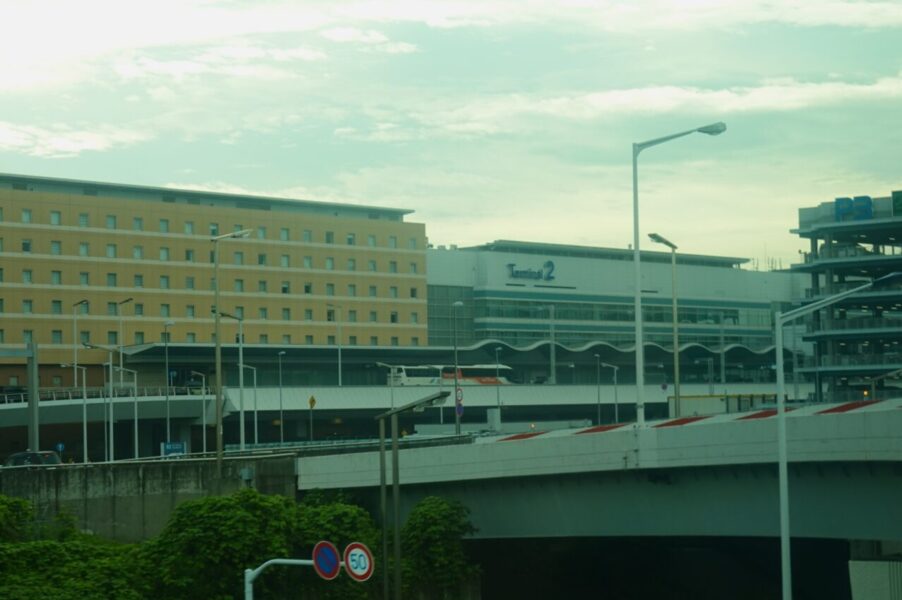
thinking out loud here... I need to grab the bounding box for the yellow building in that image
[0,173,427,388]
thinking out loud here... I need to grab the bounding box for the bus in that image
[388,365,515,386]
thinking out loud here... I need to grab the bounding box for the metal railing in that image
[0,385,206,406]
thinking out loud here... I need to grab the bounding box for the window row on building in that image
[0,203,421,249]
[0,327,420,347]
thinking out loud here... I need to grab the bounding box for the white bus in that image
[388,365,515,386]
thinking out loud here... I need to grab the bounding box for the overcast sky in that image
[2,0,900,269]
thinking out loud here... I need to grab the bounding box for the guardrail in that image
[0,386,205,406]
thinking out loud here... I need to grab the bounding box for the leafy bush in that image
[402,496,478,598]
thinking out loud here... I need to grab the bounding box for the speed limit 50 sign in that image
[343,542,374,582]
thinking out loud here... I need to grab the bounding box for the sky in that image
[1,0,901,270]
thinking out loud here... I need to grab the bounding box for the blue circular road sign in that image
[312,540,341,580]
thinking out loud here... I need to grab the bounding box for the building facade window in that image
[106,244,117,258]
[160,275,170,289]
[106,215,117,229]
[50,211,61,225]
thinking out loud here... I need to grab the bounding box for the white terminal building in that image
[426,240,806,387]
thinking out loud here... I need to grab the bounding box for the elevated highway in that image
[298,398,902,542]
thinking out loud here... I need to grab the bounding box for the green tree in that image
[0,494,33,542]
[0,539,141,600]
[295,497,380,600]
[139,488,380,600]
[401,496,478,599]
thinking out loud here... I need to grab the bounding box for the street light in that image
[494,347,502,424]
[594,354,601,425]
[601,362,619,423]
[632,121,726,426]
[649,233,680,417]
[190,370,208,453]
[117,297,134,391]
[452,300,464,434]
[114,366,138,458]
[376,362,397,410]
[84,342,115,461]
[212,228,251,472]
[71,299,88,388]
[773,272,902,600]
[277,351,286,444]
[163,319,175,443]
[326,304,343,386]
[376,391,450,600]
[696,358,715,395]
[243,364,258,446]
[60,363,87,462]
[221,311,246,451]
[865,367,902,401]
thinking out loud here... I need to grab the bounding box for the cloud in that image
[0,122,150,158]
[330,73,902,142]
[320,26,417,53]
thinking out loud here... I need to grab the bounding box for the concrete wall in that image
[0,455,296,543]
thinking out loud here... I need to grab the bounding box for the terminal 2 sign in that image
[507,260,556,282]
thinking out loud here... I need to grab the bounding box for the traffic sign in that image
[343,542,374,582]
[55,442,65,453]
[309,395,317,409]
[312,540,341,580]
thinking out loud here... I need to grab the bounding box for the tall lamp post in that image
[212,228,250,472]
[773,272,901,600]
[376,391,450,600]
[632,121,726,425]
[114,366,138,458]
[72,299,88,387]
[61,363,88,462]
[327,303,343,386]
[243,364,258,446]
[163,319,175,443]
[494,346,502,409]
[85,342,115,461]
[190,370,208,453]
[277,351,286,444]
[452,300,464,434]
[601,362,619,423]
[376,362,397,409]
[117,297,134,390]
[547,305,556,384]
[594,354,601,425]
[649,233,681,417]
[221,311,246,451]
